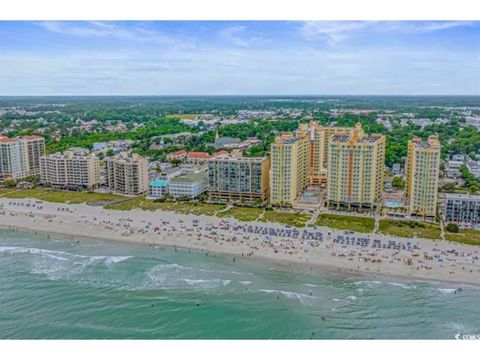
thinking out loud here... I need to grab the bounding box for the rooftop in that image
[411,135,441,150]
[43,148,94,160]
[212,150,229,157]
[0,135,44,143]
[164,166,182,174]
[331,134,350,142]
[106,153,146,164]
[149,179,169,187]
[209,155,267,163]
[357,134,385,143]
[445,193,480,200]
[170,172,206,184]
[169,149,187,156]
[213,137,241,146]
[187,151,212,159]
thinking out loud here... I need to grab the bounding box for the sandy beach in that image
[1,197,479,287]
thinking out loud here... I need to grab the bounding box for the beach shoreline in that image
[1,197,479,287]
[2,223,477,290]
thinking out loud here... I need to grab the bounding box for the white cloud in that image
[218,25,267,47]
[1,45,479,95]
[37,21,184,46]
[300,21,371,45]
[381,21,474,33]
[299,21,474,45]
[219,25,250,47]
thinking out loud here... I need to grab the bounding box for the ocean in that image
[0,228,478,339]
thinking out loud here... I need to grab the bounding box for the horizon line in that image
[1,94,480,98]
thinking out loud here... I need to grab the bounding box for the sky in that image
[0,21,479,96]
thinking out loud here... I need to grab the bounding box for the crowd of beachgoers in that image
[1,198,479,286]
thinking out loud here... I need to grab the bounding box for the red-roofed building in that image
[186,151,212,165]
[212,150,230,158]
[166,149,187,161]
[0,136,16,143]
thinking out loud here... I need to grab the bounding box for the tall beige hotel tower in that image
[269,132,309,206]
[327,123,386,210]
[270,121,366,207]
[295,121,355,186]
[405,135,441,218]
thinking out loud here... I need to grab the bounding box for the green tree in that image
[460,164,480,193]
[445,223,459,233]
[392,176,405,190]
[440,182,456,192]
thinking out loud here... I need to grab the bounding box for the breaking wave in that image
[0,245,132,280]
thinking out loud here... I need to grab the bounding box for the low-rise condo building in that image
[166,149,187,161]
[208,154,270,204]
[405,135,441,218]
[39,148,100,190]
[0,135,45,180]
[447,160,463,178]
[186,151,212,165]
[149,178,169,198]
[442,193,480,226]
[105,153,148,195]
[466,160,480,179]
[327,123,386,210]
[168,172,207,199]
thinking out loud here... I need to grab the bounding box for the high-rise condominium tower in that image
[39,148,100,190]
[270,121,372,207]
[208,154,270,204]
[270,132,309,206]
[327,123,386,210]
[105,153,148,195]
[295,121,357,186]
[0,135,45,180]
[405,135,441,218]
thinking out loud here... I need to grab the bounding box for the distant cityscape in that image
[0,97,480,233]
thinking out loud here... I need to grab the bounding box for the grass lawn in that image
[217,206,264,222]
[316,213,375,233]
[104,197,144,210]
[445,229,480,246]
[261,210,312,227]
[0,188,46,199]
[0,188,124,204]
[0,188,17,196]
[169,202,225,216]
[106,198,225,216]
[378,219,441,240]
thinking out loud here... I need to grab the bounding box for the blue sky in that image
[0,21,479,95]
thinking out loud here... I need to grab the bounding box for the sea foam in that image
[438,288,457,295]
[257,289,319,305]
[0,245,133,280]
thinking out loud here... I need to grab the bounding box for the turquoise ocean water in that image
[0,228,479,339]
